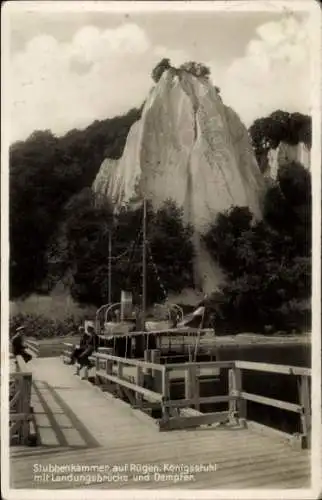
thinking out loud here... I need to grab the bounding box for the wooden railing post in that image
[161,368,170,420]
[106,352,114,376]
[95,355,100,386]
[190,365,200,411]
[298,375,311,449]
[20,373,32,444]
[185,365,200,409]
[136,366,144,406]
[185,365,200,411]
[185,366,192,402]
[117,360,123,380]
[229,366,246,426]
[144,350,151,375]
[151,349,162,394]
[228,369,236,422]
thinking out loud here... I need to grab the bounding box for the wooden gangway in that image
[9,355,312,490]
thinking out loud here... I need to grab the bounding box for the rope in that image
[124,228,143,285]
[146,239,168,302]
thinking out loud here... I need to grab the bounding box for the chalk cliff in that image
[93,68,265,292]
[265,141,311,181]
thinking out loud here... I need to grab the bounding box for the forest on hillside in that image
[9,97,312,333]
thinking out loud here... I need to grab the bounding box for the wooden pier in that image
[9,348,312,490]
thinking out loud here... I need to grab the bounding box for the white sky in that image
[5,2,313,143]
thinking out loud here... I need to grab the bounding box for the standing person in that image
[11,326,32,363]
[70,326,88,365]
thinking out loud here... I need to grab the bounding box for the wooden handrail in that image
[164,360,235,370]
[234,360,311,377]
[24,339,40,357]
[10,358,33,445]
[95,369,163,402]
[231,390,303,413]
[92,352,166,372]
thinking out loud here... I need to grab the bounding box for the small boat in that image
[94,295,216,363]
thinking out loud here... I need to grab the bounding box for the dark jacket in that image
[12,334,24,356]
[87,332,99,350]
[79,333,89,349]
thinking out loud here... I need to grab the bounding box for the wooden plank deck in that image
[10,357,311,490]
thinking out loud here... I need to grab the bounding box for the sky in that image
[4,2,313,143]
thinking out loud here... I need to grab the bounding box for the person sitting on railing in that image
[11,326,32,363]
[70,326,88,365]
[75,325,99,377]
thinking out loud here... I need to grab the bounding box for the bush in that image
[9,313,89,339]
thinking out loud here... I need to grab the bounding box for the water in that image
[170,343,311,434]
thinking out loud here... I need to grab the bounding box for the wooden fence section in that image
[61,343,312,449]
[9,356,36,445]
[25,339,40,358]
[61,342,74,364]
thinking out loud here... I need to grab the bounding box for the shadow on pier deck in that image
[10,357,311,490]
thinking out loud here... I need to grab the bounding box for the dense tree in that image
[203,162,311,333]
[151,58,171,83]
[47,197,194,307]
[179,61,211,79]
[9,107,142,298]
[151,58,212,83]
[249,111,311,169]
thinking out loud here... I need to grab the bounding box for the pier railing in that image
[61,343,311,448]
[9,356,34,445]
[232,360,311,449]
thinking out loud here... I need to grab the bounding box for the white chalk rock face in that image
[93,69,265,291]
[266,141,311,181]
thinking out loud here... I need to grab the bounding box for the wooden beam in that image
[92,352,166,372]
[165,360,235,370]
[235,360,311,377]
[9,413,33,422]
[95,371,163,402]
[158,411,230,431]
[164,395,235,408]
[234,390,302,413]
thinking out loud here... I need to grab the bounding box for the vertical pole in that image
[298,375,311,448]
[108,230,112,304]
[162,368,170,421]
[142,198,147,331]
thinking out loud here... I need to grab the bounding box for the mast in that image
[142,197,147,330]
[108,230,112,304]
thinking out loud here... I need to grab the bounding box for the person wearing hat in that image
[11,326,32,363]
[76,324,99,378]
[69,326,89,366]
